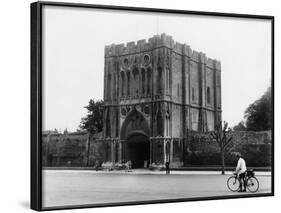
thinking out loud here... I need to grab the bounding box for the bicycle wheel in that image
[246,177,259,192]
[227,176,240,192]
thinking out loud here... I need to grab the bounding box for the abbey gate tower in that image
[102,34,222,168]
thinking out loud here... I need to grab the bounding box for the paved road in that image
[42,170,272,208]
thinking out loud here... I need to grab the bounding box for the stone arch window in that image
[126,71,130,97]
[121,72,125,97]
[157,67,162,94]
[107,74,111,100]
[115,110,119,137]
[156,108,164,136]
[147,67,152,95]
[192,87,195,101]
[165,106,170,137]
[141,68,146,95]
[133,67,139,96]
[166,69,170,93]
[113,73,117,99]
[123,58,129,67]
[143,54,150,65]
[207,87,211,104]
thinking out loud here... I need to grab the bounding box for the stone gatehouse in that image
[101,33,222,168]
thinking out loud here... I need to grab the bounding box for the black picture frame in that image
[31,1,274,211]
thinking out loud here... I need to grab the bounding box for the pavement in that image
[43,169,271,176]
[42,169,272,208]
[43,166,272,171]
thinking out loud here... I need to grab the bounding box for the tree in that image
[210,121,233,175]
[79,99,104,134]
[244,87,272,131]
[233,121,247,131]
[80,99,104,166]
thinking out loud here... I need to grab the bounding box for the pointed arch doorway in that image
[120,107,151,168]
[126,132,150,168]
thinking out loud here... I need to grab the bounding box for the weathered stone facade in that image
[102,34,222,168]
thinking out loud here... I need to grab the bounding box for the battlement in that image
[104,33,221,70]
[206,58,221,70]
[105,33,173,57]
[190,51,220,70]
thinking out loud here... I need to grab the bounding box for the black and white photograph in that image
[31,1,274,211]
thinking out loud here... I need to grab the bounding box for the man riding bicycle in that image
[234,153,247,192]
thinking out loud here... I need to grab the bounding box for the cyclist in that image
[234,153,247,192]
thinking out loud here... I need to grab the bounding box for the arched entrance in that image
[120,107,151,168]
[127,132,150,168]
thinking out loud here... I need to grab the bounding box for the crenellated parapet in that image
[206,58,221,70]
[188,51,221,71]
[105,33,221,70]
[105,34,162,57]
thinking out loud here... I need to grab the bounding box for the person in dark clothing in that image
[165,161,170,174]
[95,160,99,171]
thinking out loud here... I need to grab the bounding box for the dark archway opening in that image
[126,133,150,168]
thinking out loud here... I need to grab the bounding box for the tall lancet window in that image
[133,67,139,96]
[166,69,170,93]
[157,67,162,94]
[141,68,146,95]
[127,72,130,97]
[107,74,111,100]
[207,87,211,104]
[165,106,170,137]
[121,72,125,97]
[147,68,151,95]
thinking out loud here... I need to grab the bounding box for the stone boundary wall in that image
[42,132,105,167]
[42,130,272,167]
[186,130,272,167]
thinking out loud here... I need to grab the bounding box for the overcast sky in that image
[42,5,271,132]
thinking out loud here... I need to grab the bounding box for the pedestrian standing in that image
[95,160,99,171]
[165,161,170,174]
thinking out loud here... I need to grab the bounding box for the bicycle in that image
[227,170,259,193]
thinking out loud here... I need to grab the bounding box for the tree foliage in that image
[233,121,247,131]
[79,99,104,134]
[210,121,233,175]
[244,87,272,131]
